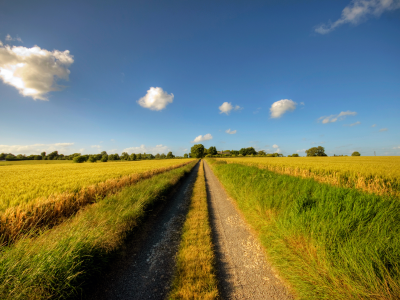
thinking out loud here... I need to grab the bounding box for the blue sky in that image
[0,0,399,156]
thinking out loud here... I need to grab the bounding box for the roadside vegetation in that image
[0,161,197,299]
[206,158,400,300]
[169,160,219,300]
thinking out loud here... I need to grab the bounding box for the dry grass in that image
[218,157,400,197]
[0,161,192,244]
[169,160,219,300]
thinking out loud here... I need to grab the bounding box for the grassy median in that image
[0,161,197,300]
[206,158,400,300]
[169,160,219,300]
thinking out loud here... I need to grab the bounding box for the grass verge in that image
[206,158,400,300]
[0,161,197,300]
[169,160,219,300]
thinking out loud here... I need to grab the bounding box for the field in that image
[217,156,400,197]
[207,158,400,299]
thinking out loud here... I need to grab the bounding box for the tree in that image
[239,147,257,156]
[130,153,137,161]
[160,153,166,159]
[73,156,86,163]
[47,151,59,160]
[100,155,108,162]
[16,154,25,159]
[166,151,174,159]
[191,144,205,158]
[351,151,361,156]
[113,154,120,160]
[305,146,327,157]
[231,150,239,156]
[34,155,42,160]
[95,154,103,160]
[0,153,6,160]
[108,154,115,161]
[184,153,188,158]
[155,153,160,159]
[5,154,16,160]
[137,153,142,160]
[257,150,266,156]
[291,153,299,157]
[208,146,217,155]
[101,151,107,156]
[88,156,97,163]
[41,152,46,159]
[121,152,129,160]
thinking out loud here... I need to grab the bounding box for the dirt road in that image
[204,160,293,300]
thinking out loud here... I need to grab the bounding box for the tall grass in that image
[206,158,400,300]
[218,157,400,197]
[169,161,219,299]
[0,161,193,245]
[0,161,197,300]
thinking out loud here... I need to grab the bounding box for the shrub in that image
[73,156,86,163]
[100,155,108,162]
[352,151,361,156]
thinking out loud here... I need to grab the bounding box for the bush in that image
[352,151,361,156]
[100,155,108,162]
[88,156,97,163]
[73,156,86,163]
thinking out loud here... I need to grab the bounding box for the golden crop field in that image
[217,156,400,197]
[0,159,194,211]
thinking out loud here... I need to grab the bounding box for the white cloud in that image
[0,44,74,100]
[272,144,282,153]
[393,146,400,149]
[380,128,388,132]
[107,149,117,153]
[272,144,279,148]
[137,87,174,111]
[123,144,170,155]
[0,143,74,155]
[0,40,3,47]
[225,129,237,134]
[297,149,306,153]
[270,99,297,118]
[315,0,400,34]
[192,133,213,143]
[318,111,357,124]
[371,124,376,127]
[345,121,361,127]
[300,102,305,105]
[219,102,242,115]
[91,145,102,150]
[5,34,23,43]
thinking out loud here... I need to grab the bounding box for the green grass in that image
[0,161,197,300]
[206,158,400,300]
[169,161,219,299]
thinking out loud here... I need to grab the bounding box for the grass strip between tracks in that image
[0,160,197,300]
[206,158,400,300]
[169,160,219,300]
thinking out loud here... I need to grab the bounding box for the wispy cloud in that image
[379,128,388,132]
[0,44,74,100]
[225,129,237,134]
[219,102,242,115]
[318,111,357,124]
[91,145,102,150]
[371,124,377,127]
[272,144,282,153]
[315,0,400,34]
[123,144,170,155]
[5,34,23,43]
[253,107,261,114]
[344,121,361,127]
[270,99,297,118]
[0,143,74,155]
[137,87,174,111]
[191,133,213,143]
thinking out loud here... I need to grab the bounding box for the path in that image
[204,160,294,300]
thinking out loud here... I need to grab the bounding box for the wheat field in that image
[217,156,400,197]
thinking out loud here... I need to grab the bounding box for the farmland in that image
[217,156,400,197]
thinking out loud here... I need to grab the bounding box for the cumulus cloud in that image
[137,87,174,111]
[192,133,213,143]
[0,143,74,155]
[371,124,376,127]
[123,144,170,155]
[270,99,297,118]
[315,0,400,34]
[380,128,388,132]
[272,144,282,153]
[318,111,357,124]
[344,121,361,127]
[219,102,242,115]
[5,34,23,43]
[0,44,74,100]
[225,129,237,134]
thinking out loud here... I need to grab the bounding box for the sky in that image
[0,0,399,156]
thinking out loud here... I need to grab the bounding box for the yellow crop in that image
[217,156,400,197]
[0,159,194,211]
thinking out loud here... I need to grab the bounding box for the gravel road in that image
[204,161,294,300]
[85,162,200,300]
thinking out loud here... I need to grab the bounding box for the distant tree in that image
[101,151,108,156]
[305,146,327,157]
[34,155,42,160]
[130,153,137,161]
[108,154,115,161]
[292,153,299,157]
[16,154,25,159]
[48,151,59,160]
[351,151,361,156]
[100,155,108,162]
[239,147,257,156]
[113,154,120,160]
[257,150,266,156]
[160,153,166,159]
[231,150,239,156]
[191,144,205,158]
[137,153,142,160]
[208,146,217,155]
[0,153,6,160]
[184,153,188,158]
[166,151,175,159]
[41,152,46,159]
[155,153,161,159]
[149,154,155,159]
[95,154,103,160]
[121,152,129,160]
[5,154,15,161]
[73,156,86,163]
